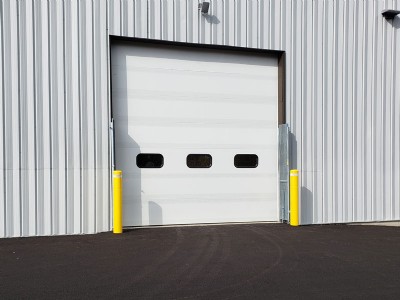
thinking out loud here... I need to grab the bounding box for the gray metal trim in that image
[279,124,289,222]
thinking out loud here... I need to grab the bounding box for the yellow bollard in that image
[290,169,299,226]
[113,170,123,234]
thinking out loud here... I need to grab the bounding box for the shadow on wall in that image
[289,132,297,170]
[393,16,400,29]
[149,201,163,225]
[204,14,220,24]
[115,120,143,226]
[112,44,139,226]
[289,131,313,224]
[301,187,313,225]
[113,42,167,226]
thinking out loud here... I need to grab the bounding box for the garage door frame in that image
[109,35,287,225]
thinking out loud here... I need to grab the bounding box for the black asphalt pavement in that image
[0,224,399,299]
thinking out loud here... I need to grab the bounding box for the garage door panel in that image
[113,77,278,104]
[122,184,277,226]
[117,126,278,147]
[116,149,277,174]
[178,198,273,224]
[112,43,276,66]
[123,53,277,73]
[121,176,273,197]
[113,88,278,106]
[112,41,279,226]
[131,63,278,77]
[121,171,277,185]
[137,176,277,191]
[123,142,275,151]
[120,118,277,131]
[119,75,278,101]
[132,194,278,226]
[113,101,277,121]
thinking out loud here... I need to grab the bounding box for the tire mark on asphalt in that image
[174,226,221,291]
[114,227,184,295]
[144,226,218,298]
[206,229,231,280]
[180,224,285,300]
[215,225,289,300]
[252,225,300,274]
[216,225,301,300]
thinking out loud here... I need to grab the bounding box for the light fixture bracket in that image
[198,2,210,15]
[382,9,400,19]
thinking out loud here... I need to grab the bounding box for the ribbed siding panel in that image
[0,0,4,238]
[1,0,399,237]
[0,0,111,237]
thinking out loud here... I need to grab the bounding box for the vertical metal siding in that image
[1,0,399,237]
[1,0,110,237]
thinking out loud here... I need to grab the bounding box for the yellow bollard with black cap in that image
[113,170,123,234]
[290,169,299,226]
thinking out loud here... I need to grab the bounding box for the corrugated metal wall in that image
[1,0,400,237]
[0,0,110,237]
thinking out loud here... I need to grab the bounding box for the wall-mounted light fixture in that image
[382,9,400,19]
[198,2,210,15]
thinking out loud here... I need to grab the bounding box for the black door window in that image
[136,153,164,168]
[187,154,212,168]
[234,154,258,168]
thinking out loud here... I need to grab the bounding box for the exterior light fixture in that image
[381,9,400,19]
[198,2,210,15]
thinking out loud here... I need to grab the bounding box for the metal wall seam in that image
[135,0,148,38]
[4,0,21,237]
[80,0,96,234]
[40,0,52,236]
[335,0,344,223]
[0,0,4,238]
[370,2,383,218]
[301,0,313,224]
[341,0,349,222]
[100,0,110,233]
[394,0,400,221]
[365,0,373,222]
[19,0,34,236]
[48,0,58,235]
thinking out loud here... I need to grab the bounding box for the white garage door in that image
[111,41,279,226]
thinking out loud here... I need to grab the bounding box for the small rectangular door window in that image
[136,153,164,168]
[187,154,212,168]
[234,154,258,168]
